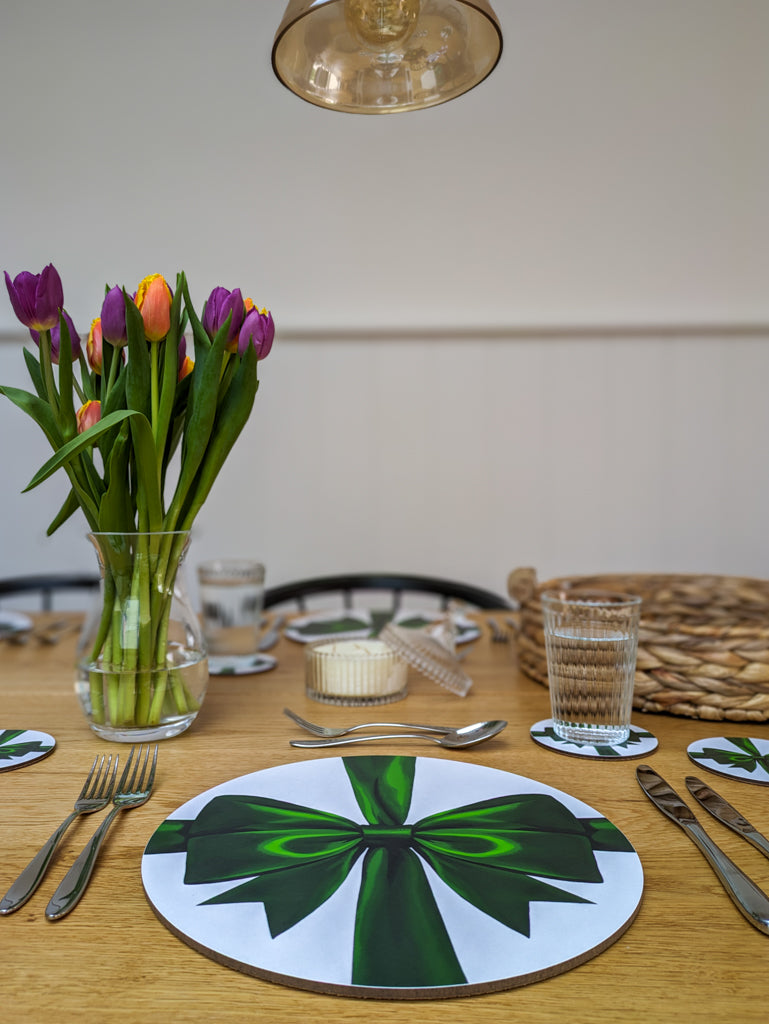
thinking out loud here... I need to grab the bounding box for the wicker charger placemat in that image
[508,568,769,723]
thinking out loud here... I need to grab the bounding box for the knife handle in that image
[683,820,769,935]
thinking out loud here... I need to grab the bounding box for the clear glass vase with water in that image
[75,531,208,743]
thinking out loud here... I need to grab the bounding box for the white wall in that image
[3,327,768,602]
[1,1,767,603]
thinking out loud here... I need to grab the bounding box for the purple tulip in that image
[237,306,274,360]
[202,287,245,349]
[4,264,63,331]
[30,309,82,364]
[100,285,128,346]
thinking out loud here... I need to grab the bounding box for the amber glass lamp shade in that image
[272,0,503,114]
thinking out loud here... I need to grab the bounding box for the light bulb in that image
[344,0,421,53]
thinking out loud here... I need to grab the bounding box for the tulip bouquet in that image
[2,264,274,736]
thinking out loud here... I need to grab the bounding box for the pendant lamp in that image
[272,0,503,114]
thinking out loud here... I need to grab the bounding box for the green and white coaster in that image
[0,729,56,772]
[0,611,32,638]
[687,736,769,786]
[530,720,658,760]
[142,754,643,999]
[208,654,278,677]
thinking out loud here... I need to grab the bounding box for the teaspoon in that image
[289,720,507,749]
[284,707,458,737]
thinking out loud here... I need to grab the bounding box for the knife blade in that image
[636,764,769,935]
[686,776,769,860]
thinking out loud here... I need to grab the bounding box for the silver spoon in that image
[289,720,507,749]
[284,707,460,737]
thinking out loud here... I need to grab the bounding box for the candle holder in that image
[305,639,408,706]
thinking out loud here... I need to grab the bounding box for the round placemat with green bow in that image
[142,755,643,998]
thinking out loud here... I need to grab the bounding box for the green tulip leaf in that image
[124,291,151,418]
[23,408,143,491]
[55,312,77,440]
[23,347,46,400]
[0,384,63,450]
[180,272,211,354]
[154,284,183,458]
[46,487,82,536]
[178,345,258,529]
[166,324,232,528]
[98,429,135,533]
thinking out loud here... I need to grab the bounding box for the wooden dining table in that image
[3,610,768,1023]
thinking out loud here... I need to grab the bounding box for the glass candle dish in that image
[305,639,408,706]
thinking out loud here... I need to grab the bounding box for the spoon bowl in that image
[288,719,507,749]
[438,720,508,747]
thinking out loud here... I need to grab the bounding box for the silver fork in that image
[45,744,158,921]
[283,707,454,737]
[0,754,118,915]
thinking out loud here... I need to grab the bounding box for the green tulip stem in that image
[72,374,86,406]
[132,534,154,725]
[38,331,60,419]
[86,570,116,724]
[105,346,120,399]
[107,602,123,724]
[150,341,160,440]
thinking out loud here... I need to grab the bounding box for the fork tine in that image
[77,756,100,799]
[283,708,315,730]
[143,745,158,790]
[85,755,105,798]
[96,755,119,800]
[85,755,113,800]
[134,744,149,788]
[116,744,138,792]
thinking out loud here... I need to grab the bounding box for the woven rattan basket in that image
[508,568,769,722]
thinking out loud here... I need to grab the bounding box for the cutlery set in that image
[1,744,157,920]
[2,617,80,646]
[283,707,508,748]
[637,765,769,935]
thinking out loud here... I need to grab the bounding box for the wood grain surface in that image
[2,613,769,1023]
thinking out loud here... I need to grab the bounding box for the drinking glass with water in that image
[541,589,642,745]
[197,559,266,657]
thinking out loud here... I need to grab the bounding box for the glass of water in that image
[541,589,642,745]
[197,559,266,657]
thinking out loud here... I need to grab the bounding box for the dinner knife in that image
[636,764,769,935]
[685,776,769,860]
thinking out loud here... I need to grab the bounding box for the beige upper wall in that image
[1,0,767,332]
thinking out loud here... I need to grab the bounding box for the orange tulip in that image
[86,318,103,373]
[76,399,101,434]
[135,273,172,342]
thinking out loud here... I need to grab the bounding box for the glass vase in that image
[75,531,208,742]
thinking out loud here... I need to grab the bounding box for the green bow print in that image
[690,737,769,777]
[532,724,653,757]
[0,729,53,761]
[146,756,634,989]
